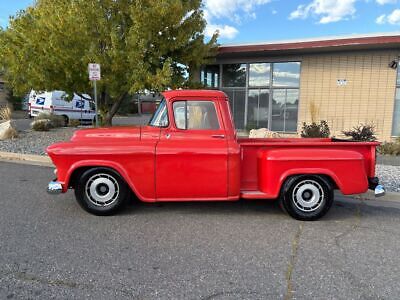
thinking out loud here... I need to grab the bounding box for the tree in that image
[0,0,218,125]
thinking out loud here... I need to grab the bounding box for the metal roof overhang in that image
[217,35,400,59]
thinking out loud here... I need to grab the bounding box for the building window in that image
[247,89,269,129]
[249,63,270,87]
[273,62,301,87]
[392,63,400,136]
[200,65,219,88]
[271,89,299,132]
[222,89,246,130]
[393,88,400,136]
[208,61,301,132]
[222,64,247,87]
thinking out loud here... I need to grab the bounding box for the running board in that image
[240,190,276,200]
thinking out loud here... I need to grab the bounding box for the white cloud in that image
[376,9,400,25]
[205,23,239,39]
[289,0,357,24]
[376,0,397,5]
[376,14,386,24]
[204,0,271,20]
[203,0,271,39]
[388,9,400,24]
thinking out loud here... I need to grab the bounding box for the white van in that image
[28,90,96,125]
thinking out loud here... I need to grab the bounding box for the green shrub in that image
[342,124,377,142]
[300,121,330,138]
[35,113,65,128]
[378,139,400,156]
[31,119,52,131]
[68,119,81,127]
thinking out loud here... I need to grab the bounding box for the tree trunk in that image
[103,93,127,126]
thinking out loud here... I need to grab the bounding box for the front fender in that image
[61,160,150,201]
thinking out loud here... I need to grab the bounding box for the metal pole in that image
[94,80,99,127]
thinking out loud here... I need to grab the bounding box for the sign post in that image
[88,63,101,127]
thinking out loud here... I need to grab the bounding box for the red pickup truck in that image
[47,90,384,220]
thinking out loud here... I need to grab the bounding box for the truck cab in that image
[47,90,384,220]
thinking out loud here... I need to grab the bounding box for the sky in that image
[1,0,400,44]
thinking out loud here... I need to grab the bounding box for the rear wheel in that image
[74,168,129,215]
[279,175,333,221]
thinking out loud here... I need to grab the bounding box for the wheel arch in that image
[66,161,142,200]
[279,170,340,196]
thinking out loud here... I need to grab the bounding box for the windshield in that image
[148,99,169,127]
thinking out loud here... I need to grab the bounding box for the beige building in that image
[200,33,400,141]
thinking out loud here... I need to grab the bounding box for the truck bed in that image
[237,138,378,197]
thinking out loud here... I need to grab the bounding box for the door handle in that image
[211,134,225,139]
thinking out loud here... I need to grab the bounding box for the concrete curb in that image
[0,151,53,167]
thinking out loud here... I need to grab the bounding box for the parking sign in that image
[88,64,101,81]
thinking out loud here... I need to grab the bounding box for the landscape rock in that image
[0,120,18,140]
[249,128,280,138]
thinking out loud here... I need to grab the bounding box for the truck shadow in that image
[122,198,282,216]
[120,198,362,221]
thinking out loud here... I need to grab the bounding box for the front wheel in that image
[279,175,334,221]
[74,168,129,215]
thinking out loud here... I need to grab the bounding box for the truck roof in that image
[162,89,227,99]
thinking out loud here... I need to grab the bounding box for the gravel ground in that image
[1,127,399,192]
[0,127,75,155]
[377,164,400,193]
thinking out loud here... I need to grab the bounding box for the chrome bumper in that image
[47,181,63,195]
[374,185,385,197]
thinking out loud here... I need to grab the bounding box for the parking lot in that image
[1,161,400,299]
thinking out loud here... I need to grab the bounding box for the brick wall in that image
[299,50,399,141]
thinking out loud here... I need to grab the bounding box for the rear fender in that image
[257,148,369,196]
[279,168,341,192]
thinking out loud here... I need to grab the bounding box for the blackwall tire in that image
[74,168,129,216]
[279,175,333,221]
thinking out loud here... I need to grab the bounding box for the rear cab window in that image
[173,101,220,130]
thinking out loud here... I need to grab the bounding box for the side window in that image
[149,99,169,127]
[173,101,220,130]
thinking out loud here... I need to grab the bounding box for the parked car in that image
[46,90,385,220]
[28,90,95,125]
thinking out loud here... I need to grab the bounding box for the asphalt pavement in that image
[1,161,400,299]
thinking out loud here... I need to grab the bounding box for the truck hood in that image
[70,126,141,143]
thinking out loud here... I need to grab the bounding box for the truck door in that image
[155,99,228,200]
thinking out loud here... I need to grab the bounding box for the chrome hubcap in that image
[292,180,324,212]
[85,173,119,207]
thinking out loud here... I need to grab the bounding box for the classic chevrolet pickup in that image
[47,90,384,220]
